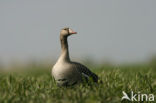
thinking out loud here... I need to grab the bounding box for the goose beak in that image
[71,32,77,34]
[69,29,77,34]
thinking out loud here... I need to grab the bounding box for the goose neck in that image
[60,35,70,61]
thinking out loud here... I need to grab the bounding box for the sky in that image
[0,0,156,64]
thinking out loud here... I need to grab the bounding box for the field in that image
[0,62,156,103]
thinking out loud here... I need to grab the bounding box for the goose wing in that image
[72,62,98,82]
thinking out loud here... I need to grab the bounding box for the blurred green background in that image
[0,57,156,103]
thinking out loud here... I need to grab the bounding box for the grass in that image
[0,63,156,103]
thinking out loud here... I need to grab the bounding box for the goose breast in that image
[52,61,81,85]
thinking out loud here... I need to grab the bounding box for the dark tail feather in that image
[92,73,98,82]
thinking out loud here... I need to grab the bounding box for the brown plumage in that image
[52,27,98,86]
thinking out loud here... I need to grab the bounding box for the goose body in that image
[52,27,98,86]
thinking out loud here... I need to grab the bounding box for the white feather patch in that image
[69,28,73,33]
[81,72,89,78]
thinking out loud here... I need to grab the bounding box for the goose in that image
[52,27,98,86]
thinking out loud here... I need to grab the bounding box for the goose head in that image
[60,27,77,37]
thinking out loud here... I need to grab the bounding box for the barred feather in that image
[71,62,98,82]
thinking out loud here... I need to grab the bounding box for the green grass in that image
[0,64,156,103]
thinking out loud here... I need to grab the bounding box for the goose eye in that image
[64,28,69,31]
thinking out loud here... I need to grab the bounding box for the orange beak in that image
[71,31,77,34]
[69,29,77,34]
